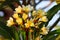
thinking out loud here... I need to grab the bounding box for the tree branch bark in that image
[3,6,14,20]
[22,0,26,5]
[27,0,31,5]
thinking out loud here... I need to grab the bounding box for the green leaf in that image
[47,4,60,20]
[31,22,45,38]
[20,30,26,40]
[43,29,60,40]
[0,27,12,40]
[45,4,60,26]
[0,21,15,39]
[43,35,58,40]
[10,27,19,40]
[0,20,20,40]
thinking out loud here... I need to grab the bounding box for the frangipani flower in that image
[25,20,34,28]
[40,27,49,35]
[37,10,46,18]
[22,13,28,20]
[6,5,49,40]
[32,11,37,16]
[7,17,15,27]
[13,13,19,19]
[41,16,48,22]
[22,5,33,13]
[7,5,48,31]
[16,18,23,25]
[15,6,22,13]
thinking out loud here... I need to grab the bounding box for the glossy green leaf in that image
[20,30,26,40]
[0,27,12,40]
[45,4,60,26]
[12,27,19,40]
[43,29,60,40]
[0,21,15,39]
[43,35,58,40]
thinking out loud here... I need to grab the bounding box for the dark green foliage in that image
[45,4,60,26]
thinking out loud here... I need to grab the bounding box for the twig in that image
[12,2,20,8]
[27,0,31,5]
[22,0,26,5]
[30,0,42,9]
[36,0,42,5]
[31,0,37,9]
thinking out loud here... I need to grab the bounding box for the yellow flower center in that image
[16,18,23,25]
[41,16,48,22]
[25,20,34,28]
[13,13,19,19]
[22,13,28,20]
[40,27,48,35]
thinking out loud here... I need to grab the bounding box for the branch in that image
[0,0,21,21]
[36,0,42,5]
[3,6,14,20]
[12,2,20,8]
[11,1,22,8]
[22,0,26,5]
[12,0,22,7]
[27,0,31,5]
[49,17,60,32]
[30,0,42,9]
[31,0,36,9]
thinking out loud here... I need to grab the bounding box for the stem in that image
[26,31,28,40]
[26,29,29,40]
[14,31,19,40]
[12,27,19,40]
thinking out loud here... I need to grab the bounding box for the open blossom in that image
[7,5,48,30]
[22,13,28,20]
[13,13,19,19]
[40,27,49,35]
[16,18,23,25]
[25,20,34,28]
[32,11,37,16]
[22,5,33,13]
[41,16,48,22]
[37,10,46,18]
[7,17,15,27]
[15,6,22,13]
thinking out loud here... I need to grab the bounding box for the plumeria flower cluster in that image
[7,5,48,35]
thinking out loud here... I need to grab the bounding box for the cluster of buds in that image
[7,5,48,35]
